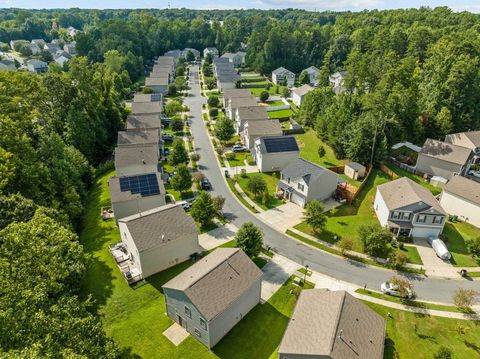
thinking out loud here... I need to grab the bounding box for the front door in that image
[178,315,184,328]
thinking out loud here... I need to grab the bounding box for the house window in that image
[184,306,191,318]
[417,215,427,223]
[433,216,443,224]
[391,212,400,219]
[402,213,412,220]
[194,328,202,338]
[200,318,207,330]
[298,183,304,191]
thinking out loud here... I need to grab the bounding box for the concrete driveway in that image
[261,254,300,303]
[199,222,237,251]
[413,238,460,278]
[257,202,304,232]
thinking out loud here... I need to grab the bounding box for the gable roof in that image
[131,101,163,115]
[217,72,240,82]
[292,84,314,97]
[377,177,446,214]
[27,59,47,68]
[117,129,160,147]
[163,248,262,321]
[420,138,473,166]
[119,204,197,252]
[272,66,293,76]
[304,65,320,74]
[443,175,480,206]
[445,131,480,150]
[133,93,162,103]
[257,135,299,154]
[228,96,258,109]
[126,115,161,131]
[222,88,252,99]
[109,172,165,203]
[245,119,282,136]
[114,143,159,173]
[221,52,239,60]
[278,290,385,359]
[282,158,334,185]
[146,77,169,86]
[237,106,269,121]
[346,161,366,171]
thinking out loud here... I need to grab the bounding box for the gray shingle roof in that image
[163,248,262,321]
[117,129,160,146]
[272,66,293,75]
[245,119,282,136]
[146,77,169,86]
[228,96,258,109]
[133,93,162,103]
[292,84,314,97]
[278,290,385,359]
[281,157,333,185]
[126,115,161,131]
[237,106,269,121]
[131,101,163,115]
[109,172,165,203]
[377,177,446,214]
[443,175,480,206]
[420,138,472,165]
[222,88,252,99]
[114,143,159,171]
[119,204,197,252]
[346,161,366,171]
[217,72,240,82]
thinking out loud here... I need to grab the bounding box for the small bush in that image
[246,155,256,165]
[225,152,236,161]
[209,108,218,117]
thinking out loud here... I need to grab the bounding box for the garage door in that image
[412,226,441,239]
[291,193,305,208]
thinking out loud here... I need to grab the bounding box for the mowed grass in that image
[227,151,249,167]
[235,172,284,210]
[442,221,480,267]
[365,302,480,359]
[250,84,287,97]
[401,245,423,265]
[295,129,346,168]
[267,109,294,119]
[79,171,306,359]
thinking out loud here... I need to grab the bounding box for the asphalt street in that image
[184,65,479,303]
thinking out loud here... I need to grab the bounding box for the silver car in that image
[380,281,413,299]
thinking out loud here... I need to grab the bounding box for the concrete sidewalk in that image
[261,254,300,303]
[233,182,265,212]
[199,222,238,251]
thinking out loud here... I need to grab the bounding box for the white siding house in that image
[254,136,299,173]
[440,175,480,228]
[291,84,314,107]
[272,67,295,88]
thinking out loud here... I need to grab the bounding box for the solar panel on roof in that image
[119,173,160,197]
[263,137,298,153]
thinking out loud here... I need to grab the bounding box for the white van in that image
[427,237,452,260]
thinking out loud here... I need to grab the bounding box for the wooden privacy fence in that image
[336,164,373,204]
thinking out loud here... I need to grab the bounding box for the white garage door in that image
[412,226,441,239]
[291,193,305,208]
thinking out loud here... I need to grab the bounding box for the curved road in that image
[186,66,478,303]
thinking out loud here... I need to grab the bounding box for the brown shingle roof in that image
[114,143,159,171]
[163,248,263,321]
[146,77,169,86]
[222,89,252,99]
[126,115,161,131]
[117,129,160,146]
[278,290,385,359]
[237,106,269,121]
[131,101,163,115]
[377,177,446,214]
[292,84,314,97]
[420,138,472,165]
[228,96,258,109]
[245,119,282,136]
[443,175,480,206]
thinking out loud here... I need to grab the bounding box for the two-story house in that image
[302,65,320,86]
[203,47,219,58]
[114,143,160,176]
[243,119,282,149]
[254,136,299,173]
[272,67,295,88]
[445,130,480,165]
[235,106,269,133]
[225,96,258,121]
[162,248,263,349]
[117,129,163,159]
[329,71,347,94]
[277,158,339,207]
[374,177,447,238]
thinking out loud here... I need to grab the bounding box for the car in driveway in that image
[232,144,247,153]
[427,237,452,260]
[201,178,212,190]
[177,200,192,211]
[380,281,413,299]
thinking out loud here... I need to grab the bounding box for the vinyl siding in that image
[112,195,166,224]
[373,190,390,227]
[439,191,480,228]
[416,154,465,180]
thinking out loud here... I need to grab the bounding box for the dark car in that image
[162,134,174,142]
[201,178,212,190]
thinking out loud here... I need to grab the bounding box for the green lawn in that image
[402,245,423,265]
[226,177,260,213]
[365,302,480,359]
[356,289,465,313]
[385,162,441,195]
[295,129,346,168]
[266,100,285,107]
[250,84,287,97]
[442,221,480,267]
[287,100,299,112]
[267,109,294,119]
[235,172,284,210]
[227,151,248,167]
[79,170,310,359]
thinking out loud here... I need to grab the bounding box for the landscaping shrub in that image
[171,116,184,132]
[358,224,392,257]
[466,236,480,257]
[207,96,219,108]
[225,152,236,161]
[246,154,256,165]
[209,108,218,117]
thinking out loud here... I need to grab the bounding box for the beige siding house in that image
[254,136,299,173]
[114,143,159,176]
[416,138,473,180]
[118,204,200,280]
[291,84,314,107]
[162,248,262,348]
[445,130,480,164]
[440,175,480,228]
[243,119,282,149]
[278,289,385,359]
[235,106,269,133]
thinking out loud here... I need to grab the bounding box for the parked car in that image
[162,134,174,142]
[427,237,452,260]
[177,200,192,211]
[468,170,480,178]
[201,178,212,190]
[380,281,413,299]
[232,144,246,153]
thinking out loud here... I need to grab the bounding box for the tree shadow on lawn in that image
[213,302,290,359]
[146,260,195,295]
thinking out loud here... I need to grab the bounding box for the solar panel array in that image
[119,173,160,197]
[264,136,299,153]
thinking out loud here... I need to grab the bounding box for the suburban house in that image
[222,88,252,99]
[303,65,320,86]
[440,175,480,228]
[164,49,183,60]
[126,114,162,133]
[237,51,246,64]
[31,38,46,48]
[26,59,48,73]
[277,158,339,207]
[254,135,300,173]
[131,101,163,116]
[108,172,166,222]
[162,248,263,349]
[154,56,176,72]
[221,52,243,67]
[291,84,314,107]
[374,177,447,238]
[117,129,162,158]
[243,119,283,149]
[415,138,474,180]
[272,67,295,88]
[29,42,41,54]
[67,26,81,37]
[117,204,200,282]
[0,60,16,71]
[133,93,162,103]
[53,51,72,66]
[213,62,235,77]
[203,47,219,58]
[145,76,170,94]
[445,130,480,165]
[278,289,386,359]
[63,42,76,55]
[344,162,366,180]
[217,72,241,91]
[44,43,60,54]
[182,48,200,59]
[114,143,160,176]
[226,96,259,120]
[329,71,347,94]
[235,106,269,133]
